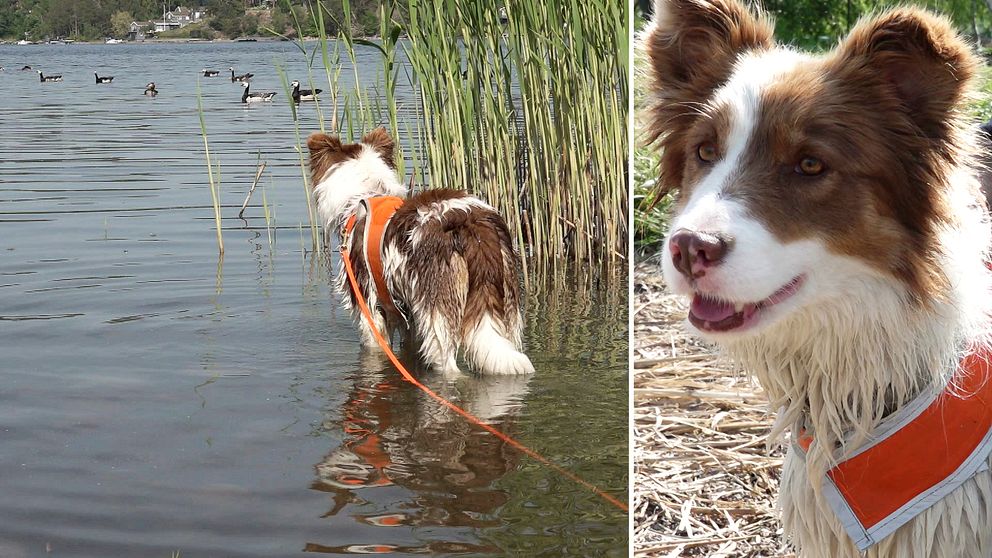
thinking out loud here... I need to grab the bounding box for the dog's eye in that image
[697,142,718,163]
[796,156,825,176]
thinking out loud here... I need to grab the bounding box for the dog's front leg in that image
[354,297,390,352]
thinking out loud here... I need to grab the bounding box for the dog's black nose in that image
[669,229,732,278]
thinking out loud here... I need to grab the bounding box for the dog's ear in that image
[306,132,343,158]
[830,8,978,139]
[307,132,357,186]
[361,127,395,167]
[641,0,773,201]
[644,0,773,100]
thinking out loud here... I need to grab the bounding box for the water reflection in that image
[310,360,532,552]
[303,541,497,555]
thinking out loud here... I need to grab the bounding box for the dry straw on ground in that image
[633,261,793,557]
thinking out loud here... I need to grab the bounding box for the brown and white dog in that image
[643,1,992,556]
[307,128,535,376]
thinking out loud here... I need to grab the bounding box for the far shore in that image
[0,35,386,46]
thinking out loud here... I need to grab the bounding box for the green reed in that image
[261,0,626,273]
[196,80,224,254]
[262,181,275,249]
[404,0,629,270]
[266,0,405,225]
[275,63,323,256]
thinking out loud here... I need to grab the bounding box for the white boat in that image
[17,40,31,45]
[105,38,124,44]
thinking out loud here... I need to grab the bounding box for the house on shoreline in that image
[129,6,207,41]
[128,20,156,41]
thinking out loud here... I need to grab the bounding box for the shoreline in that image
[0,35,386,46]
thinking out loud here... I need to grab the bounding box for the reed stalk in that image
[262,181,274,249]
[196,80,224,254]
[276,64,322,256]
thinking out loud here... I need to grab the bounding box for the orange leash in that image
[341,247,628,513]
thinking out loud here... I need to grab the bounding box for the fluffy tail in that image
[457,205,534,375]
[464,313,535,375]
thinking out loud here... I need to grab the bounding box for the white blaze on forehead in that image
[674,48,811,233]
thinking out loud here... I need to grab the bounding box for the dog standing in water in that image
[307,128,534,376]
[643,0,992,555]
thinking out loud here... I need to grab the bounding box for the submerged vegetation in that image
[259,0,628,275]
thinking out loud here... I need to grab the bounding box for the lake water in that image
[0,42,627,556]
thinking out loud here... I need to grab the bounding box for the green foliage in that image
[110,10,132,38]
[157,20,215,40]
[268,6,294,36]
[971,66,992,121]
[207,0,249,37]
[767,0,992,50]
[633,147,671,254]
[0,0,163,40]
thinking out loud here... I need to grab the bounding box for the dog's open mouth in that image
[688,275,805,333]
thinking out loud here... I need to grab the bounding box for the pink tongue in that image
[690,295,739,322]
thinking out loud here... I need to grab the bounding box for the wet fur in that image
[307,128,534,376]
[644,1,992,556]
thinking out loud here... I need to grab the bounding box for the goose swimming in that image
[291,80,323,103]
[241,82,275,104]
[38,70,62,82]
[230,67,253,82]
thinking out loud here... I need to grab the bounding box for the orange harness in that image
[342,196,405,315]
[796,345,992,550]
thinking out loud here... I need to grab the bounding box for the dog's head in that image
[644,0,982,341]
[306,128,404,223]
[307,127,396,186]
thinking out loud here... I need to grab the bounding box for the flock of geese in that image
[7,64,323,104]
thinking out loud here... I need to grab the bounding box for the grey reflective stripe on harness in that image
[792,353,992,551]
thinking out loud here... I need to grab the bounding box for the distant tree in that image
[0,3,27,38]
[240,13,259,36]
[263,4,315,38]
[207,0,244,37]
[268,6,290,35]
[110,10,132,38]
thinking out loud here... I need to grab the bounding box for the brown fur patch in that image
[828,9,978,142]
[382,189,521,338]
